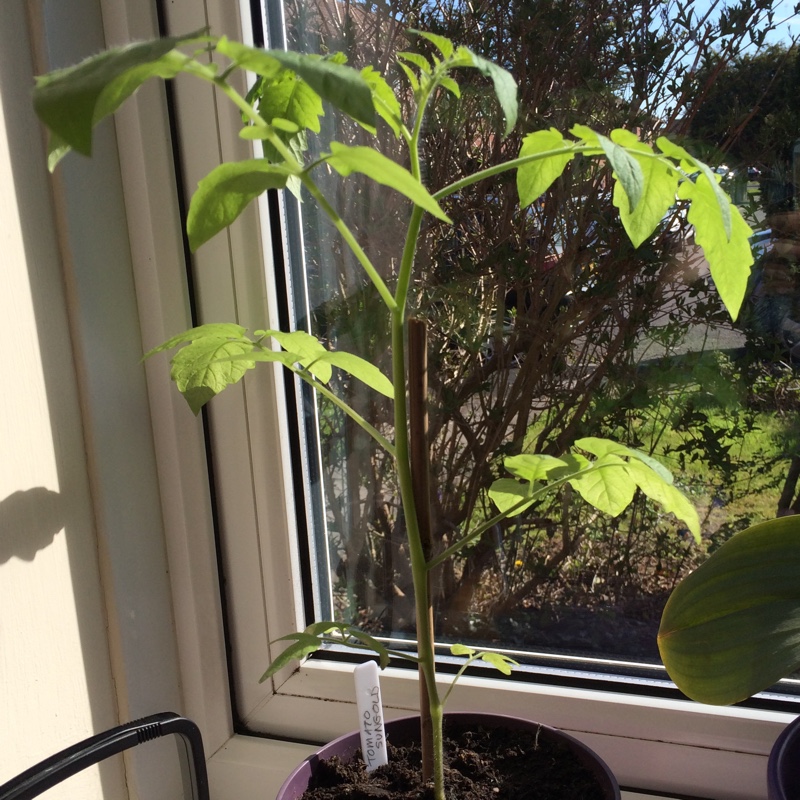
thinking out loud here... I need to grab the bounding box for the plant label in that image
[354,660,388,771]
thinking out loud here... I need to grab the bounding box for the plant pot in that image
[768,715,800,800]
[277,712,620,800]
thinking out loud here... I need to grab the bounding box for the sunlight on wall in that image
[0,4,124,798]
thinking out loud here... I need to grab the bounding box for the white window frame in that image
[82,0,798,798]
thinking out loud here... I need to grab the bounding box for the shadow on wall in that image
[0,488,64,563]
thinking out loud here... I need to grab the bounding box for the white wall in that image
[0,2,187,797]
[0,2,125,797]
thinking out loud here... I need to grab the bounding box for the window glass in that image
[275,0,800,676]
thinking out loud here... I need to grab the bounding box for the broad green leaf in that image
[517,129,574,208]
[251,69,324,136]
[574,437,673,484]
[503,453,569,483]
[267,49,376,128]
[324,142,451,222]
[143,323,248,358]
[569,124,600,147]
[260,632,325,681]
[594,130,645,212]
[409,29,455,60]
[450,643,476,657]
[487,478,535,515]
[33,33,204,165]
[316,351,394,398]
[217,39,377,127]
[659,516,800,704]
[479,651,519,675]
[187,160,293,251]
[568,454,635,516]
[679,175,753,320]
[463,49,518,136]
[169,336,257,415]
[655,136,698,174]
[623,460,700,541]
[361,66,402,137]
[610,130,678,247]
[270,330,332,383]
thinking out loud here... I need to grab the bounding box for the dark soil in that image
[301,720,608,800]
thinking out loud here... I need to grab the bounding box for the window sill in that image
[207,734,700,800]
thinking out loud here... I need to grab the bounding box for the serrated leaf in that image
[609,130,679,247]
[568,454,636,516]
[659,516,800,704]
[143,323,249,359]
[361,66,402,136]
[678,175,753,320]
[623,460,700,541]
[569,124,600,147]
[398,51,432,74]
[439,76,461,98]
[260,632,325,681]
[409,29,455,60]
[216,38,380,128]
[463,49,517,136]
[33,33,204,164]
[316,351,394,398]
[187,160,293,251]
[450,643,475,657]
[398,62,420,93]
[169,336,257,415]
[324,142,451,222]
[270,330,333,383]
[517,129,574,208]
[253,69,324,135]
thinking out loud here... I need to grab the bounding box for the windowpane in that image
[276,0,800,677]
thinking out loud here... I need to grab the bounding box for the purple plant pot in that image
[768,715,800,800]
[276,712,620,800]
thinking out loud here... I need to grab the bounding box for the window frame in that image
[104,0,799,798]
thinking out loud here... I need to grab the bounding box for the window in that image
[130,0,800,797]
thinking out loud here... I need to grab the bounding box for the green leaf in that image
[658,516,800,704]
[450,643,476,657]
[215,37,284,77]
[678,175,753,320]
[568,454,636,516]
[462,49,518,136]
[267,49,376,128]
[487,478,535,515]
[592,130,645,212]
[270,330,332,383]
[324,142,451,222]
[398,52,432,74]
[345,629,391,669]
[252,69,324,134]
[143,323,248,358]
[361,66,402,136]
[169,335,257,415]
[316,351,394,398]
[574,437,673,484]
[33,33,205,166]
[517,129,574,208]
[623,460,700,541]
[409,29,455,60]
[259,632,325,681]
[609,130,678,247]
[479,651,519,675]
[187,160,293,251]
[438,76,461,98]
[503,453,569,483]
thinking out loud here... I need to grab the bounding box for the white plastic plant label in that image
[353,660,388,771]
